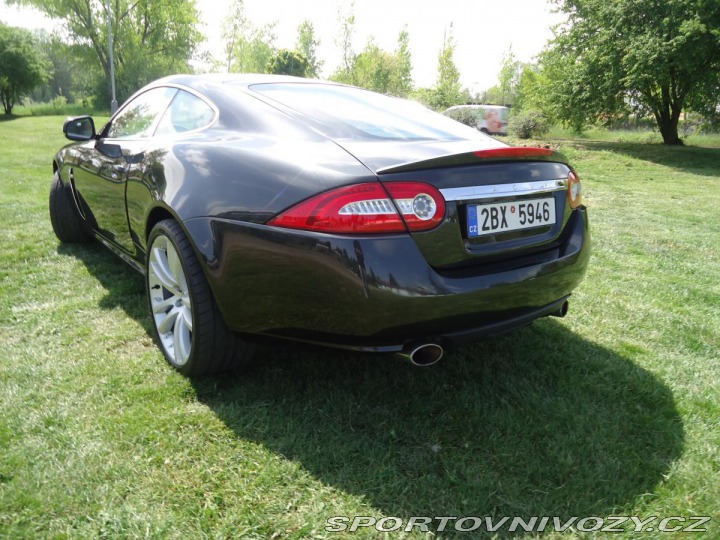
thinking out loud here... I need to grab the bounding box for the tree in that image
[352,39,395,94]
[267,49,311,77]
[0,24,50,114]
[331,2,357,84]
[432,34,462,110]
[222,0,276,74]
[9,0,202,105]
[497,47,521,106]
[29,31,87,103]
[394,27,413,97]
[543,0,720,145]
[349,34,413,96]
[295,20,322,78]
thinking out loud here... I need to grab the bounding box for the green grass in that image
[1,117,719,539]
[545,125,720,148]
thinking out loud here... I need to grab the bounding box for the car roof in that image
[152,73,330,92]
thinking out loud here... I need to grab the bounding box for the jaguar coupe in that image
[50,74,590,376]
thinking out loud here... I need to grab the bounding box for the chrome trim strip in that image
[440,179,567,201]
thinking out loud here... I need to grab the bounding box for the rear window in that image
[247,83,484,142]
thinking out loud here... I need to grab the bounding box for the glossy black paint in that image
[54,74,590,353]
[183,209,589,350]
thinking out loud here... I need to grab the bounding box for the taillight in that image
[567,170,583,209]
[474,147,554,159]
[383,182,445,232]
[267,182,445,234]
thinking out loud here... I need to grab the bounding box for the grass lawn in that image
[546,125,720,148]
[0,116,718,539]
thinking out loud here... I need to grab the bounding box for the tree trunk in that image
[1,91,13,115]
[655,92,684,145]
[658,113,683,145]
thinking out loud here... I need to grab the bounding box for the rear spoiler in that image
[376,147,568,175]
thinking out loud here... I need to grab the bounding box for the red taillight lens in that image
[383,182,446,232]
[267,182,446,234]
[474,147,554,159]
[567,170,583,209]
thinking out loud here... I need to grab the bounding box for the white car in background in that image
[443,104,509,136]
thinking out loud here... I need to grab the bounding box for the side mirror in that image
[63,116,96,141]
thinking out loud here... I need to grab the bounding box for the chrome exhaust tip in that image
[551,300,569,318]
[396,342,444,367]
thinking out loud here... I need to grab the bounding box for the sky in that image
[1,0,565,92]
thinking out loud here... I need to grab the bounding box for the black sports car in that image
[50,74,590,376]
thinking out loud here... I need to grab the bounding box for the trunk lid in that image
[339,139,574,270]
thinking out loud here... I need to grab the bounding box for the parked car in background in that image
[443,104,510,135]
[50,75,589,376]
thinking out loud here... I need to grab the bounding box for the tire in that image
[146,219,255,376]
[49,171,92,243]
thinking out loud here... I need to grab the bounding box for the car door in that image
[72,86,177,253]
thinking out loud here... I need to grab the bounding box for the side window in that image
[107,87,177,139]
[155,90,216,136]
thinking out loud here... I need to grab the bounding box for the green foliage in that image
[513,64,554,117]
[330,8,413,97]
[13,100,106,116]
[266,49,311,77]
[9,0,202,107]
[496,47,521,106]
[330,2,357,85]
[352,40,395,93]
[222,0,276,74]
[432,35,463,110]
[508,110,550,139]
[543,0,720,145]
[0,23,50,114]
[443,105,480,127]
[349,33,413,97]
[394,27,413,97]
[28,31,78,103]
[413,34,464,110]
[295,20,322,78]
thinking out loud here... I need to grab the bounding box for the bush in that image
[51,95,67,109]
[444,107,478,127]
[509,110,550,139]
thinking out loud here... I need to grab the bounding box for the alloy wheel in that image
[148,235,193,366]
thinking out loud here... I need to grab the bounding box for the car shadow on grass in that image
[567,140,720,177]
[61,241,685,537]
[57,242,150,332]
[195,329,684,536]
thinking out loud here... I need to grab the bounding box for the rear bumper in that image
[183,207,590,351]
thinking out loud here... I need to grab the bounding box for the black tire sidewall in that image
[50,171,91,243]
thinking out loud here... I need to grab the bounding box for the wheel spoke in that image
[166,243,185,293]
[150,246,181,296]
[152,296,177,315]
[157,305,180,335]
[181,306,193,332]
[173,313,192,365]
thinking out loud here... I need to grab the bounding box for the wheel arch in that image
[144,205,217,274]
[143,206,223,315]
[145,205,177,243]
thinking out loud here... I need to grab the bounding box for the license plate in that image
[467,197,556,237]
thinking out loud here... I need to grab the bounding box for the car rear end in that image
[199,81,590,355]
[263,144,589,344]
